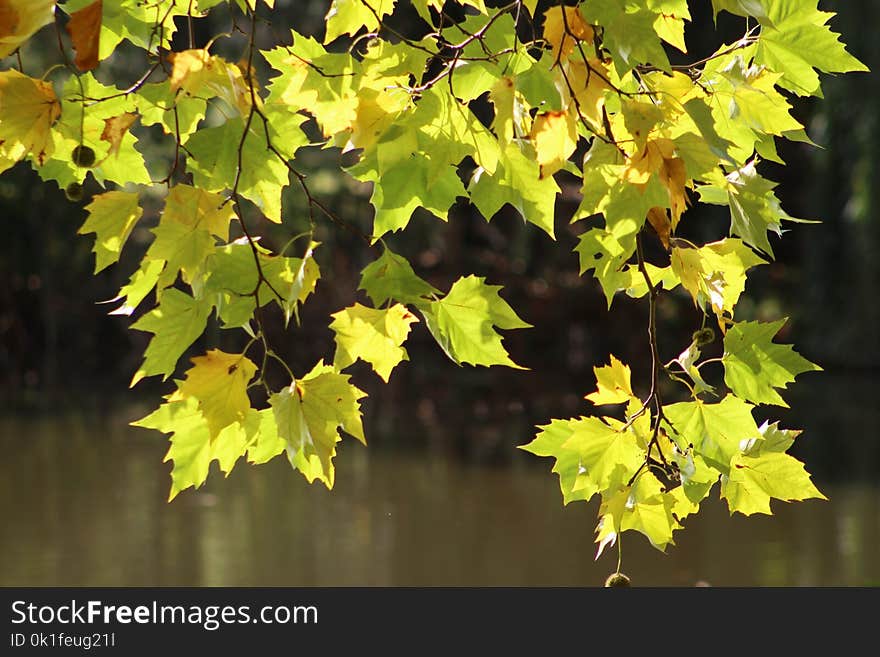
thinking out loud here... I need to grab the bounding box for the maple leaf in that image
[664,395,763,473]
[670,238,765,326]
[424,275,531,369]
[331,303,419,382]
[168,49,254,115]
[359,247,439,307]
[78,190,143,273]
[722,319,821,406]
[66,0,102,72]
[721,451,826,516]
[172,349,258,439]
[530,110,578,179]
[543,5,593,65]
[100,112,137,158]
[129,289,213,386]
[271,363,366,488]
[0,70,61,170]
[585,355,636,406]
[0,0,55,58]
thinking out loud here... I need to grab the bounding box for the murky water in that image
[0,413,877,587]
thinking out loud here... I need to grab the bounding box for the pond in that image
[0,412,877,587]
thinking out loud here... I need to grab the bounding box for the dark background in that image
[0,0,878,482]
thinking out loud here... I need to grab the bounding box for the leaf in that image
[100,112,138,158]
[185,113,305,222]
[0,0,55,58]
[425,275,531,368]
[721,451,826,516]
[359,247,439,307]
[520,419,598,504]
[107,258,165,316]
[330,303,419,382]
[168,49,253,115]
[78,190,143,273]
[722,319,821,406]
[469,142,560,238]
[162,184,234,241]
[597,472,682,553]
[670,238,765,325]
[66,0,102,72]
[664,395,762,473]
[562,416,644,491]
[130,289,213,386]
[172,349,257,439]
[0,70,61,170]
[132,396,252,501]
[270,363,366,489]
[324,0,396,43]
[574,217,642,307]
[586,355,636,406]
[530,110,578,179]
[542,5,593,64]
[755,0,868,96]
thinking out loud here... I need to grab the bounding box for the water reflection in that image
[0,414,877,587]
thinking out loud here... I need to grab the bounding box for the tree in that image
[0,0,866,575]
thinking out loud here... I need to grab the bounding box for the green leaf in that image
[331,303,419,382]
[108,258,166,316]
[324,0,397,43]
[755,0,869,97]
[359,247,440,307]
[130,289,213,386]
[561,417,644,492]
[598,472,682,552]
[585,355,636,406]
[270,363,366,489]
[78,190,143,273]
[185,111,307,222]
[583,2,671,73]
[424,275,531,368]
[132,396,251,501]
[722,319,821,406]
[721,450,826,516]
[468,142,560,238]
[574,218,641,307]
[664,395,763,473]
[520,419,597,504]
[699,162,807,257]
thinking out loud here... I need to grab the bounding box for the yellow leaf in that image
[646,206,671,250]
[162,183,233,240]
[168,49,253,115]
[586,355,635,406]
[566,57,610,126]
[66,0,101,72]
[543,5,593,65]
[0,0,55,58]
[530,110,577,179]
[172,349,257,439]
[624,137,674,184]
[659,156,688,228]
[99,111,137,158]
[0,70,61,169]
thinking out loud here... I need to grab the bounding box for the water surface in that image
[0,414,877,587]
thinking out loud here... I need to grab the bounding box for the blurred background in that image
[0,1,877,586]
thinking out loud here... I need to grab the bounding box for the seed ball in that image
[72,145,96,168]
[65,181,84,202]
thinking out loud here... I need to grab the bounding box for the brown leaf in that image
[647,206,671,251]
[0,2,20,40]
[100,112,137,158]
[67,0,102,72]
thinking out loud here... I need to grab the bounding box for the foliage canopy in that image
[0,0,866,569]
